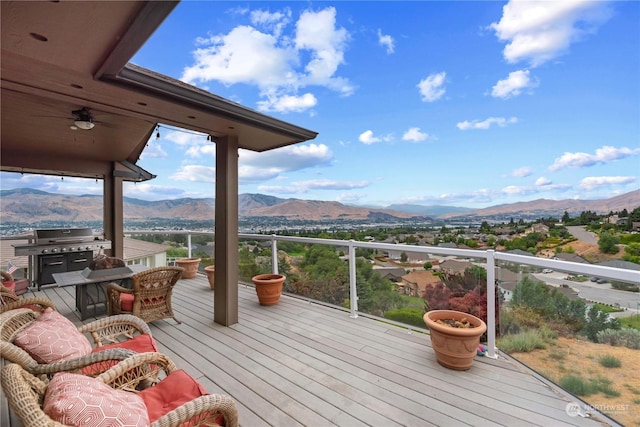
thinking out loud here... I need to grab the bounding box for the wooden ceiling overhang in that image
[0,1,317,182]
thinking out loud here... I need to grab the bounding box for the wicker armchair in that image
[1,352,239,427]
[0,282,56,314]
[106,266,184,324]
[0,308,157,376]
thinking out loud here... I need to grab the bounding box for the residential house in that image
[373,266,407,283]
[398,270,442,297]
[438,259,472,276]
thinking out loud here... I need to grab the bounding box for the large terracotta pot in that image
[251,274,285,306]
[204,265,215,290]
[423,310,487,371]
[175,258,201,279]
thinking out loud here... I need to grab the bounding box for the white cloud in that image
[258,179,369,194]
[507,167,533,178]
[578,176,637,190]
[457,116,518,130]
[359,130,381,145]
[489,0,613,67]
[181,6,352,113]
[140,142,167,159]
[418,72,446,102]
[185,144,215,158]
[295,7,352,93]
[548,145,640,172]
[171,165,216,183]
[250,8,291,37]
[256,92,317,113]
[240,143,333,171]
[164,129,207,146]
[535,176,552,186]
[123,183,189,200]
[402,127,429,142]
[491,69,538,99]
[378,29,395,54]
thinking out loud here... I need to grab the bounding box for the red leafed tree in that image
[449,287,487,323]
[423,282,451,311]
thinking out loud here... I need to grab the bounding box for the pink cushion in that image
[120,293,134,311]
[138,369,210,423]
[44,372,149,427]
[14,308,92,363]
[82,333,158,375]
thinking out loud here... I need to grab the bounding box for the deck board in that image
[1,276,619,427]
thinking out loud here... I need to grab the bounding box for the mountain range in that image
[0,188,638,224]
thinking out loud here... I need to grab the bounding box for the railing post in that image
[486,249,497,359]
[349,240,358,318]
[187,233,192,258]
[271,235,279,274]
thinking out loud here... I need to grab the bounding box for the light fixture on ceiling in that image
[74,119,95,130]
[72,107,96,130]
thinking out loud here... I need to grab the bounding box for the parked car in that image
[542,269,553,274]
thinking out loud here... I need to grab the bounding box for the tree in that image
[581,305,621,342]
[598,232,620,254]
[423,283,451,311]
[562,211,571,223]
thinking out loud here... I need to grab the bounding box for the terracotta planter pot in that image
[423,310,487,371]
[251,274,285,306]
[204,265,215,290]
[175,258,201,279]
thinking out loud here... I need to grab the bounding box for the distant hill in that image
[438,190,640,219]
[0,189,423,224]
[0,188,637,224]
[384,204,473,217]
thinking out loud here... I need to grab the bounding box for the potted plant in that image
[204,265,215,290]
[175,258,201,279]
[423,309,487,370]
[251,274,285,306]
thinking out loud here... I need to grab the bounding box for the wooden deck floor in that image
[2,275,618,427]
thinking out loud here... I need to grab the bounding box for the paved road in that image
[565,225,599,245]
[533,272,640,316]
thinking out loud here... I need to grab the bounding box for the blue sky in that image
[2,1,639,209]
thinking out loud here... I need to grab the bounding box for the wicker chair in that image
[106,266,184,324]
[0,308,156,376]
[1,352,239,427]
[0,281,56,314]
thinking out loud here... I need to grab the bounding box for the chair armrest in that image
[0,341,39,370]
[97,352,178,391]
[152,394,239,427]
[79,314,152,346]
[29,348,137,376]
[0,298,56,314]
[105,282,132,294]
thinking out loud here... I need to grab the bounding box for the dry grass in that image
[512,337,640,426]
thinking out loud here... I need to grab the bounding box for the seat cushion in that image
[44,372,149,427]
[14,308,92,363]
[138,369,216,423]
[120,292,134,311]
[82,333,158,375]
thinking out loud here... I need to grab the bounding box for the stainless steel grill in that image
[13,228,111,288]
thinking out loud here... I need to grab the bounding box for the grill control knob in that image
[61,248,67,252]
[52,248,59,253]
[42,249,49,254]
[85,246,91,250]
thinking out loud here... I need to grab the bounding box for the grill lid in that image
[33,228,95,244]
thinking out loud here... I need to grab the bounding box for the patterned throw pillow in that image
[14,308,92,363]
[44,372,149,427]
